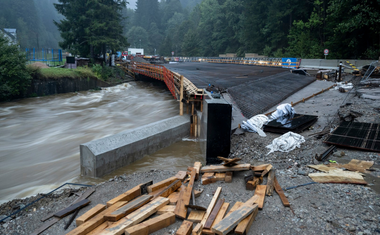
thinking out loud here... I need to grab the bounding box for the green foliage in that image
[0,34,31,101]
[38,67,96,79]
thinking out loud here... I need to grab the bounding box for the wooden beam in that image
[125,212,176,235]
[274,177,290,207]
[107,185,141,206]
[175,171,188,181]
[105,195,153,222]
[175,169,196,219]
[204,199,225,229]
[212,205,257,235]
[192,223,203,235]
[157,205,176,214]
[266,169,275,196]
[87,222,108,235]
[235,206,258,234]
[187,210,206,223]
[202,202,229,235]
[246,176,262,191]
[225,172,232,183]
[176,220,193,235]
[254,185,266,209]
[66,201,128,235]
[192,187,222,234]
[152,180,182,199]
[214,173,226,181]
[101,197,170,235]
[168,192,180,205]
[180,75,184,116]
[76,204,106,226]
[147,176,178,193]
[201,164,251,173]
[261,164,273,177]
[54,199,90,218]
[194,162,202,180]
[251,164,270,172]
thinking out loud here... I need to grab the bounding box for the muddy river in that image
[0,82,203,204]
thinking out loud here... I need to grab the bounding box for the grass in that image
[39,67,97,79]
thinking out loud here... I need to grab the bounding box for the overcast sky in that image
[127,0,137,9]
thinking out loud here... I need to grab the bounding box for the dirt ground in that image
[0,75,379,235]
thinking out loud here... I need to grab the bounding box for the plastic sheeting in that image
[241,114,269,137]
[266,131,305,155]
[270,103,295,121]
[334,82,353,90]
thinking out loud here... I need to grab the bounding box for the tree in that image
[54,0,128,58]
[0,34,31,101]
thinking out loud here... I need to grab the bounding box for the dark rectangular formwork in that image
[200,92,232,164]
[264,114,318,134]
[324,121,380,152]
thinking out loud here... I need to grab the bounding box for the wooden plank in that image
[202,176,216,185]
[215,173,226,181]
[176,220,193,235]
[66,201,128,235]
[224,172,232,183]
[187,210,206,223]
[212,205,256,235]
[225,202,243,218]
[87,222,108,235]
[251,164,270,172]
[152,180,182,199]
[254,185,266,209]
[235,206,258,234]
[261,164,273,177]
[274,176,290,207]
[266,169,275,196]
[168,192,180,205]
[194,162,202,180]
[157,205,176,214]
[76,204,106,226]
[203,173,214,178]
[30,217,60,235]
[308,169,367,185]
[246,177,262,191]
[175,171,188,181]
[175,168,196,219]
[105,195,153,222]
[192,187,222,234]
[192,223,203,235]
[204,199,225,229]
[201,164,251,173]
[202,202,229,235]
[147,176,177,193]
[107,184,141,206]
[101,197,170,235]
[125,212,176,235]
[54,199,90,218]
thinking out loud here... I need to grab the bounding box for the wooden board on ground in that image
[204,199,225,229]
[329,159,374,173]
[187,210,206,223]
[274,177,290,207]
[157,205,176,214]
[225,172,232,183]
[147,176,178,193]
[201,164,251,173]
[176,171,188,181]
[235,206,259,234]
[76,204,106,226]
[176,220,193,235]
[246,177,262,191]
[266,169,275,196]
[168,192,180,205]
[254,185,266,209]
[101,197,170,235]
[152,180,182,199]
[202,176,216,185]
[212,205,256,235]
[54,199,90,218]
[30,217,60,235]
[125,212,175,235]
[192,187,222,234]
[175,169,196,219]
[261,164,273,177]
[105,195,153,222]
[215,173,226,181]
[66,201,128,235]
[107,184,142,206]
[194,162,202,180]
[251,164,270,172]
[87,222,108,235]
[202,202,229,235]
[307,164,337,172]
[308,169,367,185]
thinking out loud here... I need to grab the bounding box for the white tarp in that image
[241,114,269,137]
[270,103,295,121]
[334,82,353,90]
[266,131,305,155]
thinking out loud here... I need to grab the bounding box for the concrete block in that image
[80,115,190,177]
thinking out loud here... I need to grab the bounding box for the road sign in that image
[171,51,174,56]
[324,49,329,55]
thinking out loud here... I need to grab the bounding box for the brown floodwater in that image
[0,82,203,204]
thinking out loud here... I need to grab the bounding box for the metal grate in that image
[324,121,380,152]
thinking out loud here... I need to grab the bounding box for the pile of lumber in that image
[34,160,291,235]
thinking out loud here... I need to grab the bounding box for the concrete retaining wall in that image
[80,115,190,177]
[300,59,375,70]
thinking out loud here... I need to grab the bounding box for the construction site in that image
[1,57,380,235]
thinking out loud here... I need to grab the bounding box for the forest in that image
[0,0,379,59]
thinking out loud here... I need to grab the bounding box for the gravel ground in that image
[1,76,379,235]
